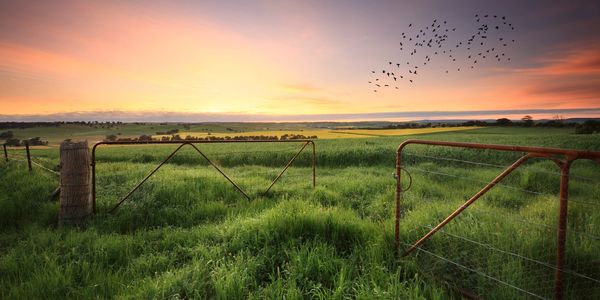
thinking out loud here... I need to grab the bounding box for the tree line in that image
[377,116,599,134]
[104,133,317,142]
[1,131,49,146]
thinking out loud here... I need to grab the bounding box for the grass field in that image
[1,126,599,299]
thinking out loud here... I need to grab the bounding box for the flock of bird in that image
[370,14,516,92]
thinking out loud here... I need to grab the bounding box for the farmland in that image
[1,125,599,299]
[4,122,479,145]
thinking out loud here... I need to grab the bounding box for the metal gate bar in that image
[395,139,600,300]
[264,141,311,194]
[92,139,316,214]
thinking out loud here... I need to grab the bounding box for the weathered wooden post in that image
[25,142,32,171]
[59,141,92,225]
[2,144,7,162]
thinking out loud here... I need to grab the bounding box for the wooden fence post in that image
[25,142,32,171]
[59,141,92,225]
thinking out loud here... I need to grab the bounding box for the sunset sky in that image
[1,0,599,121]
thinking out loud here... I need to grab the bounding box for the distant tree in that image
[575,120,600,134]
[496,118,512,126]
[0,131,13,138]
[138,135,153,141]
[23,137,48,146]
[553,115,564,123]
[4,138,20,146]
[521,115,533,127]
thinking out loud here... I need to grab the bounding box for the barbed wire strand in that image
[404,152,597,182]
[5,155,60,176]
[402,241,546,299]
[30,159,60,176]
[407,166,599,207]
[408,197,600,240]
[424,225,600,284]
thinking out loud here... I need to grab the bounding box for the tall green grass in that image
[1,127,598,299]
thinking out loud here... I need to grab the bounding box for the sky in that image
[0,0,599,122]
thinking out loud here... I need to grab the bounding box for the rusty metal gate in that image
[394,139,600,299]
[92,140,316,213]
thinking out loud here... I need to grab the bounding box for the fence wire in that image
[405,152,597,183]
[400,146,600,299]
[4,151,60,176]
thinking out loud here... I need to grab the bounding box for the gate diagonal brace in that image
[401,153,532,257]
[91,140,316,214]
[107,143,187,213]
[263,141,310,195]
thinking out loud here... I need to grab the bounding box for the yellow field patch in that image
[172,126,478,139]
[172,130,356,139]
[332,126,479,137]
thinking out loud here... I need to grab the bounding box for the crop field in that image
[7,123,479,146]
[171,127,478,140]
[1,126,599,299]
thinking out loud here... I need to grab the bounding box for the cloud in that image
[278,82,321,93]
[264,95,342,110]
[524,45,600,76]
[528,77,600,99]
[514,40,600,101]
[263,81,346,112]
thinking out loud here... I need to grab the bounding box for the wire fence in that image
[2,143,60,176]
[398,143,600,299]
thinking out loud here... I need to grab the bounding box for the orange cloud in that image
[525,46,600,76]
[279,82,322,93]
[510,41,600,103]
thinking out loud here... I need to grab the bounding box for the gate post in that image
[59,141,92,225]
[395,149,403,255]
[554,159,572,300]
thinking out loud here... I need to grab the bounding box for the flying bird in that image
[368,14,516,91]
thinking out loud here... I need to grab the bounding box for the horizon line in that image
[1,107,600,122]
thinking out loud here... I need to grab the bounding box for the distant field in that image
[178,126,478,139]
[331,126,479,136]
[4,122,323,145]
[4,123,482,146]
